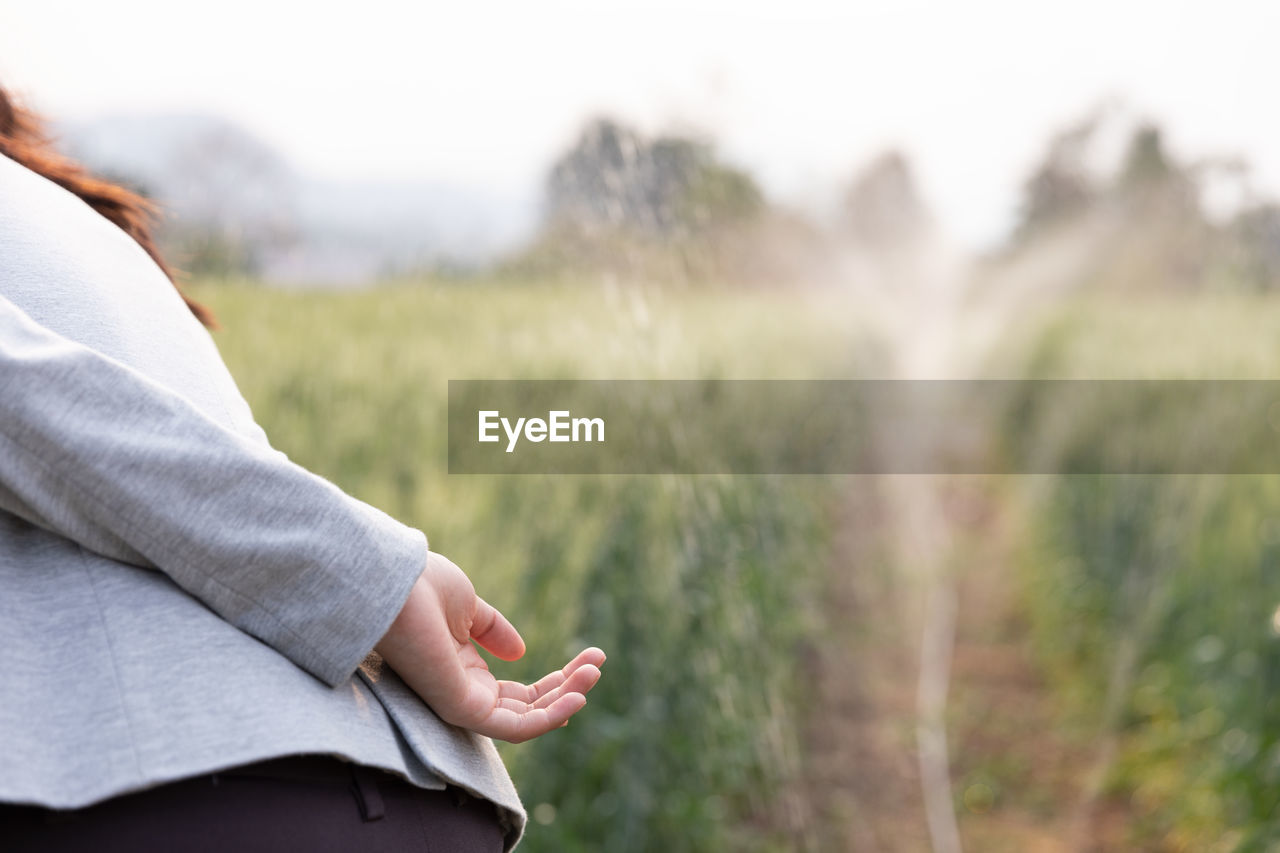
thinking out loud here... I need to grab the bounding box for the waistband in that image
[213,754,489,823]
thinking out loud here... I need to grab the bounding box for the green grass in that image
[193,279,864,851]
[189,277,1280,845]
[1007,294,1280,849]
[195,277,1280,848]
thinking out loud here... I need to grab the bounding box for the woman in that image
[0,84,604,852]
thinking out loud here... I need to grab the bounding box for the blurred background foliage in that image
[1004,298,1280,850]
[172,99,1280,850]
[200,282,864,851]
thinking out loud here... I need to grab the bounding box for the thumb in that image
[471,597,526,661]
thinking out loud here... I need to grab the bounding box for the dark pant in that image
[0,755,506,852]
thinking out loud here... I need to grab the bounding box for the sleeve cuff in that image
[287,514,428,688]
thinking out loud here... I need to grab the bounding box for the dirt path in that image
[800,484,932,852]
[802,478,1137,851]
[798,226,1142,851]
[943,480,1134,852]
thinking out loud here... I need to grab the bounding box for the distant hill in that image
[55,113,536,284]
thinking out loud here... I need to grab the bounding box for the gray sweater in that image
[0,152,524,846]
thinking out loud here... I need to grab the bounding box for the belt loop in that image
[348,765,386,822]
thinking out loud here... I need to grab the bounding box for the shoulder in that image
[0,152,153,277]
[0,150,199,345]
[0,153,265,442]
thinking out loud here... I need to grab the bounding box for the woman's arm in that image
[0,294,602,738]
[0,293,425,687]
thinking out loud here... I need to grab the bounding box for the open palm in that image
[375,551,604,743]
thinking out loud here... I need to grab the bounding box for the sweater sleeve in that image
[0,294,426,687]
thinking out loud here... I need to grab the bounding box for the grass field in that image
[1004,294,1280,850]
[194,279,868,851]
[194,278,1280,850]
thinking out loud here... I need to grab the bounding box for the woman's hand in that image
[374,551,604,743]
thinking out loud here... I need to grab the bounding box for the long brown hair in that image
[0,85,216,328]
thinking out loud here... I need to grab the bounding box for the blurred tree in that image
[1111,122,1201,219]
[511,116,787,284]
[679,160,765,233]
[842,150,933,246]
[1109,122,1209,287]
[544,117,764,239]
[1015,116,1099,240]
[1118,123,1174,188]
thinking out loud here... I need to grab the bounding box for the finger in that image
[495,655,583,704]
[479,692,588,743]
[524,667,570,701]
[497,663,603,712]
[572,647,607,671]
[495,648,608,704]
[561,647,607,678]
[531,664,602,710]
[498,697,532,713]
[525,692,588,738]
[496,662,599,707]
[470,598,526,662]
[498,678,548,703]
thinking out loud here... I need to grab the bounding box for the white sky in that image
[2,0,1277,247]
